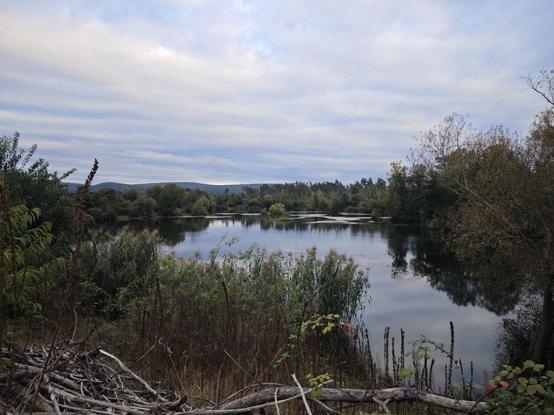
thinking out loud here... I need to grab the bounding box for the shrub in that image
[268,202,285,215]
[487,360,554,414]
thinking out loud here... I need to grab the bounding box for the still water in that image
[117,214,506,382]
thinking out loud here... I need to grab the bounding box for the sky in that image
[0,0,553,184]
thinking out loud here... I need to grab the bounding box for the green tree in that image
[0,199,63,340]
[0,133,75,252]
[147,184,186,216]
[130,191,157,219]
[191,195,210,216]
[268,202,285,216]
[415,108,554,363]
[387,162,409,221]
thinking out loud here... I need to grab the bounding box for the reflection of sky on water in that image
[122,217,505,384]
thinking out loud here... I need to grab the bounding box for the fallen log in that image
[214,386,487,414]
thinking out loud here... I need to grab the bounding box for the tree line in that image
[83,171,444,224]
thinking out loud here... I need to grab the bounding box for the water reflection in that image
[98,218,211,246]
[386,227,519,315]
[100,215,506,376]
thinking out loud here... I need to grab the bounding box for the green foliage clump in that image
[300,313,340,336]
[487,360,554,414]
[191,195,210,216]
[268,202,285,216]
[0,204,64,323]
[1,133,75,252]
[306,372,332,398]
[77,229,161,318]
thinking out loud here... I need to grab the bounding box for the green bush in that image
[487,360,554,414]
[268,202,285,215]
[0,205,64,330]
[77,229,160,318]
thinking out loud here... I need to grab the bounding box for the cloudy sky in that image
[1,1,552,184]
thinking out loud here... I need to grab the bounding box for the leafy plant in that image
[399,367,413,381]
[487,360,554,414]
[276,313,343,367]
[300,313,341,336]
[306,372,331,398]
[268,202,285,216]
[0,204,63,319]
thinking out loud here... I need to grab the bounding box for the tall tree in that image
[414,106,554,363]
[0,133,75,252]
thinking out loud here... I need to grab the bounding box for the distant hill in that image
[62,181,264,195]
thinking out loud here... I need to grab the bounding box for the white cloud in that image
[0,0,551,183]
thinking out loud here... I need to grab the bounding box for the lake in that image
[110,214,505,383]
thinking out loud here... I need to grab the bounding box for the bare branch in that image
[99,349,168,402]
[292,373,313,415]
[527,70,554,107]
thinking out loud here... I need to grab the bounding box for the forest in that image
[83,164,438,224]
[1,70,554,414]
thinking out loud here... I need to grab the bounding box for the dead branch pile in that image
[0,343,184,414]
[0,343,488,414]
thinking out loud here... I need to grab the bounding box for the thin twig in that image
[273,388,281,415]
[291,373,313,415]
[99,349,167,402]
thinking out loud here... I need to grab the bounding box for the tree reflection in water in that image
[385,225,519,316]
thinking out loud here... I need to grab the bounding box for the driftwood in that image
[0,343,488,414]
[216,385,487,414]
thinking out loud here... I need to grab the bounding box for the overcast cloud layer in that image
[0,0,552,184]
